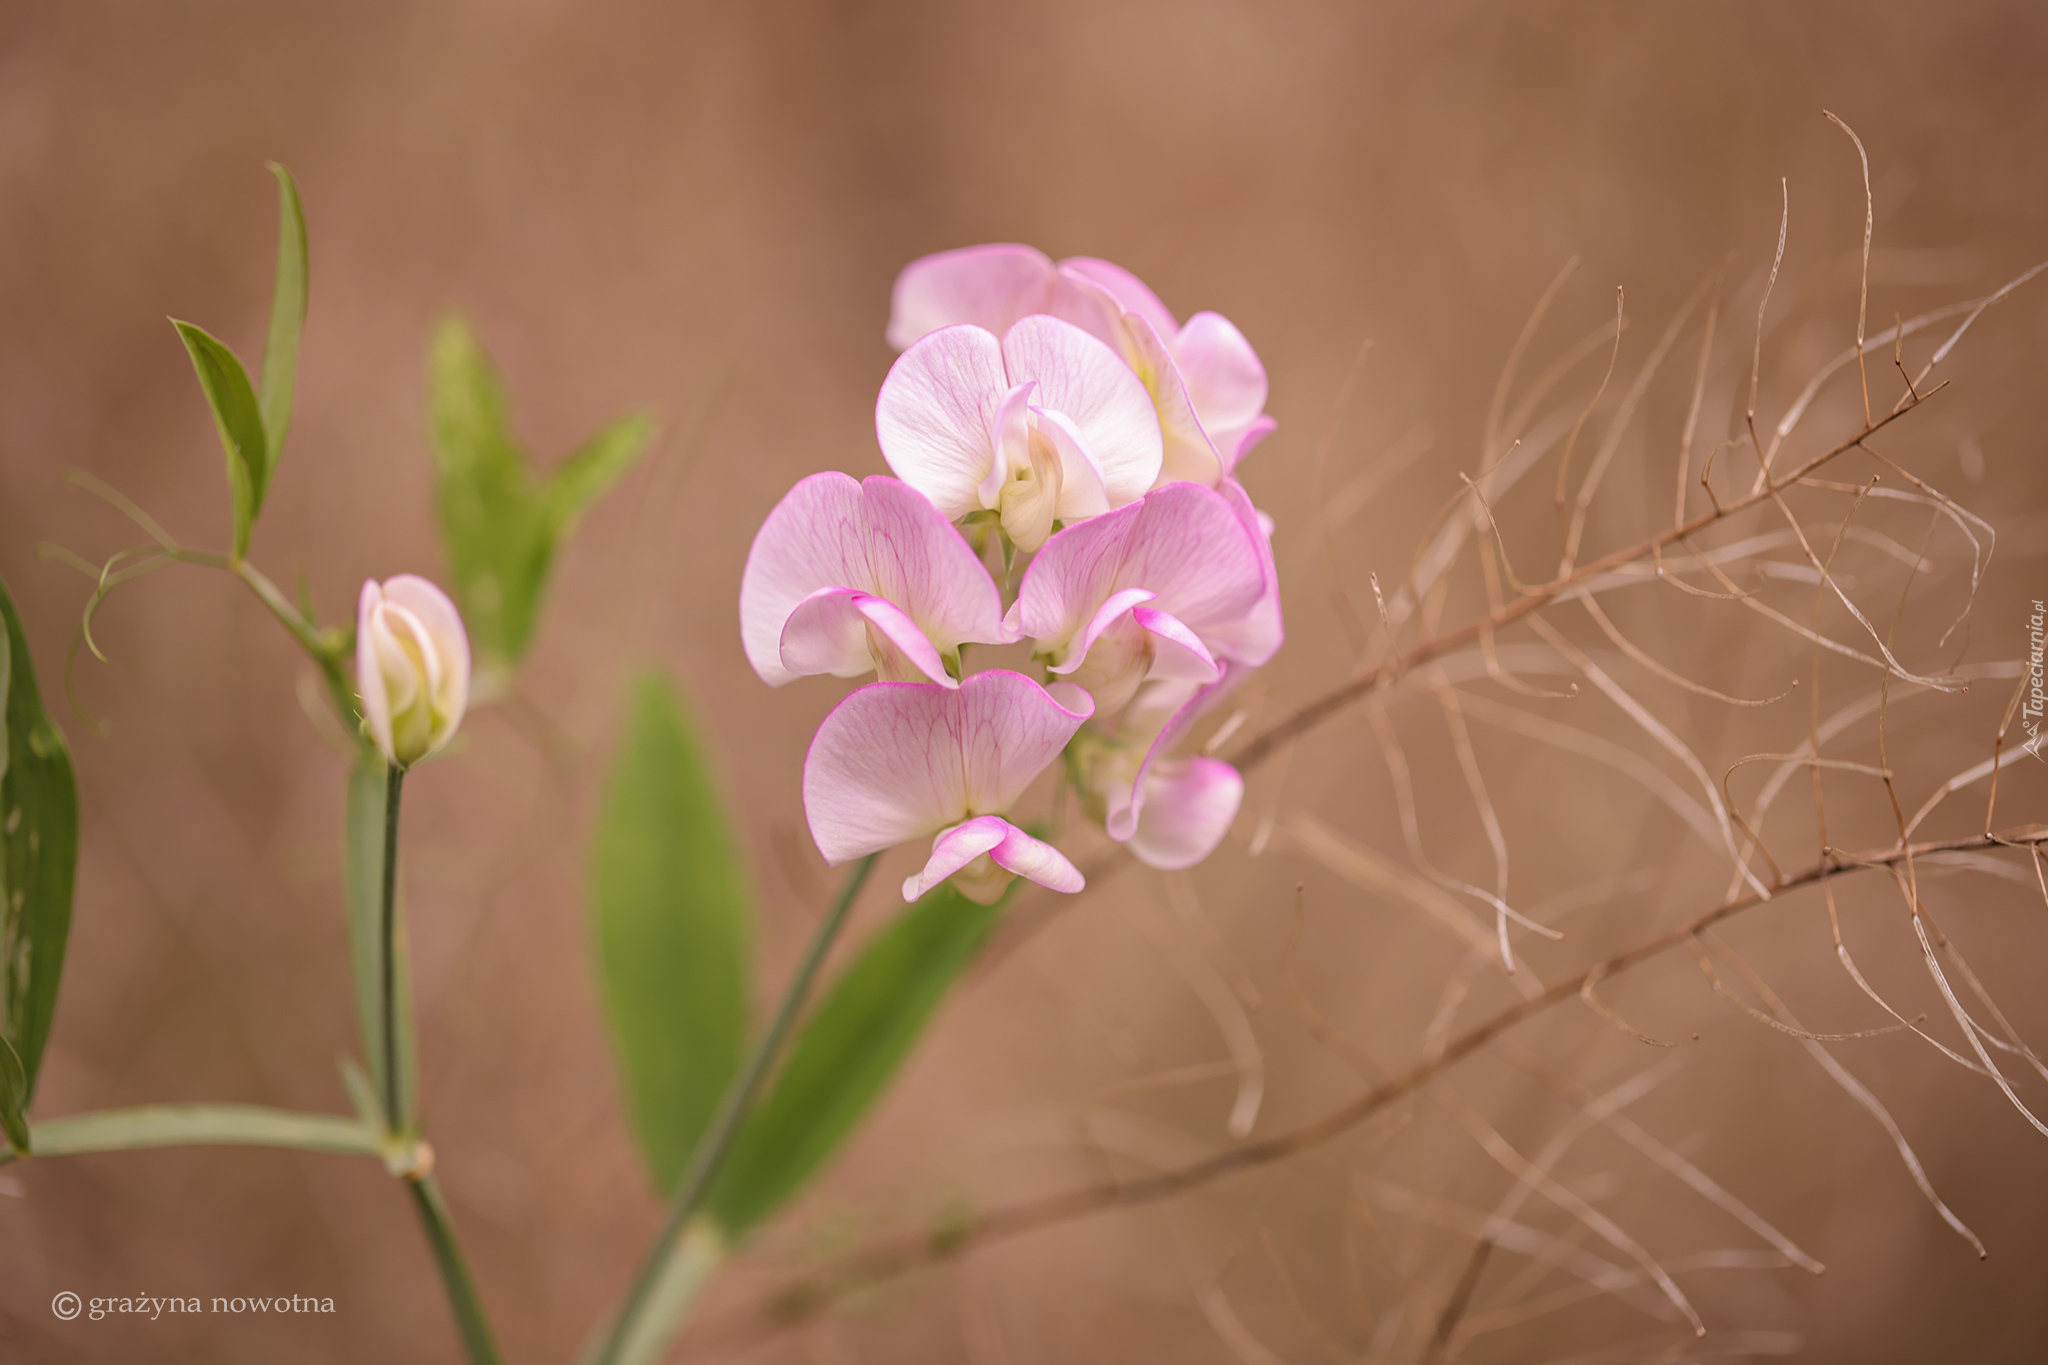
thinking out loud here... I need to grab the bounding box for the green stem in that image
[233,559,358,730]
[380,761,406,1131]
[409,1175,506,1365]
[10,1104,383,1163]
[371,761,502,1365]
[591,853,879,1365]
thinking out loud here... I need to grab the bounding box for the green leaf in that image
[258,162,310,464]
[0,1037,27,1154]
[706,880,1010,1238]
[427,314,654,679]
[26,1104,380,1159]
[173,320,269,559]
[542,412,657,531]
[343,756,414,1125]
[592,674,751,1195]
[0,579,79,1133]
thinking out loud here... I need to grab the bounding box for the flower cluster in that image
[743,245,1283,904]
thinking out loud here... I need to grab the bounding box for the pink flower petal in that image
[1215,413,1278,473]
[999,316,1162,508]
[1013,482,1267,669]
[1130,606,1222,685]
[1047,586,1156,675]
[981,379,1036,508]
[902,816,1010,901]
[876,325,1010,519]
[900,816,1087,903]
[1123,313,1223,488]
[1174,311,1269,435]
[802,671,1094,865]
[987,821,1086,893]
[887,245,1057,351]
[1057,257,1181,341]
[780,588,955,686]
[1207,478,1285,667]
[739,473,1008,687]
[1129,757,1244,871]
[1026,405,1113,525]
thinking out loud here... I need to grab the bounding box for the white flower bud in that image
[356,575,470,769]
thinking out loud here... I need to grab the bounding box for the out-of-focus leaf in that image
[173,320,269,559]
[542,412,657,530]
[344,757,414,1127]
[258,162,310,462]
[428,314,654,681]
[26,1104,380,1159]
[592,674,751,1195]
[0,580,79,1150]
[0,1037,27,1154]
[706,880,1011,1237]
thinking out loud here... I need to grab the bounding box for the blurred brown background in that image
[2,1,2046,1361]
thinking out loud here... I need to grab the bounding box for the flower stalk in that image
[591,852,880,1365]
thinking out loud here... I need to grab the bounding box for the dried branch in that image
[719,826,2044,1343]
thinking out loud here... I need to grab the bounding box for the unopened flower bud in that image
[356,574,470,769]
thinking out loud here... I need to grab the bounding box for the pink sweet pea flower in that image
[1007,481,1276,714]
[887,245,1276,488]
[876,315,1163,551]
[803,670,1095,903]
[740,472,1011,688]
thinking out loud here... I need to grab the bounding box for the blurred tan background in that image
[2,1,2046,1361]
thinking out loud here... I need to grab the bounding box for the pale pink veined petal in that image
[999,315,1162,507]
[1174,311,1268,434]
[876,325,1010,519]
[739,472,1006,687]
[902,816,1009,901]
[1128,757,1244,871]
[853,475,1012,648]
[780,588,955,686]
[1104,663,1250,839]
[1130,606,1222,685]
[981,379,1035,508]
[1012,482,1264,666]
[987,822,1085,892]
[802,671,1093,865]
[1045,586,1156,675]
[1038,270,1132,353]
[1215,413,1278,473]
[900,816,1087,903]
[1057,257,1181,341]
[887,244,1057,350]
[1027,404,1111,522]
[1124,312,1223,488]
[1207,478,1284,666]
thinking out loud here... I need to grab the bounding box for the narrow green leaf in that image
[542,412,657,532]
[173,320,269,559]
[27,1104,380,1159]
[0,1036,27,1154]
[592,674,752,1195]
[706,880,1010,1238]
[258,162,310,465]
[0,580,79,1121]
[343,756,414,1125]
